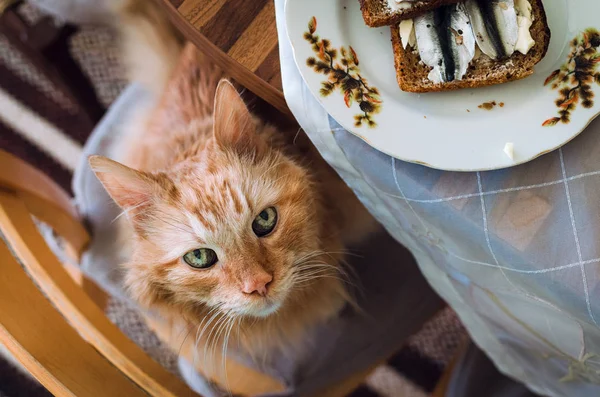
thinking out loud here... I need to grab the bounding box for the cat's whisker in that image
[308,252,363,299]
[111,200,150,223]
[177,323,197,358]
[293,271,333,279]
[298,258,355,281]
[294,269,347,282]
[236,317,243,346]
[293,266,335,276]
[292,250,328,264]
[192,310,214,365]
[296,249,362,262]
[292,127,303,146]
[196,307,224,371]
[205,316,225,379]
[214,312,233,366]
[202,315,224,379]
[197,305,222,341]
[337,260,364,298]
[293,264,347,279]
[292,263,333,274]
[293,262,340,272]
[215,314,238,394]
[204,309,234,382]
[321,249,363,259]
[291,250,355,273]
[293,275,348,285]
[291,262,360,290]
[294,258,339,266]
[293,262,347,277]
[220,315,237,395]
[292,269,335,278]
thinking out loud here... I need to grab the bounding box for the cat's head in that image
[90,79,341,320]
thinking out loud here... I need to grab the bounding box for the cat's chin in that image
[242,299,282,319]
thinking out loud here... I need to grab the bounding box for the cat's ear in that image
[213,79,265,157]
[89,155,155,211]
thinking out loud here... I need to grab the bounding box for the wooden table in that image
[160,0,291,117]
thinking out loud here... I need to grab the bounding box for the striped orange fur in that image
[90,43,377,393]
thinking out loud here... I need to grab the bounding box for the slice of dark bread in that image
[360,0,461,27]
[391,0,551,93]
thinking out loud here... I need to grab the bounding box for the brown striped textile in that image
[0,61,90,194]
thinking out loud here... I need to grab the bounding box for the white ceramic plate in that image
[285,0,600,171]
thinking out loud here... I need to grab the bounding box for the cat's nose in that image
[242,273,273,297]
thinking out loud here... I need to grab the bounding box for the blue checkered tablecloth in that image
[276,1,600,396]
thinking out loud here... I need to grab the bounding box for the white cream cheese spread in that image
[504,142,515,160]
[399,20,414,49]
[387,0,416,12]
[515,0,535,55]
[399,19,416,49]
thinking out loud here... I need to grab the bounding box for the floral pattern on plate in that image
[304,17,382,127]
[544,29,600,127]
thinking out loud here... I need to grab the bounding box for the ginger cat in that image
[92,2,377,395]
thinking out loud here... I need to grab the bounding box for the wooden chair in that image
[0,149,197,396]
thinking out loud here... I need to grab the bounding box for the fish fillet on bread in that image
[391,0,551,93]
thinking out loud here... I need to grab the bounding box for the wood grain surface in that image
[160,0,291,117]
[0,190,197,396]
[0,239,147,397]
[0,149,89,255]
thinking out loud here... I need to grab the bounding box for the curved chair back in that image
[0,149,197,396]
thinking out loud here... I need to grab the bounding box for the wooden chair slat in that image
[0,150,89,255]
[14,189,90,257]
[0,190,198,397]
[0,239,145,397]
[0,150,104,307]
[0,149,77,219]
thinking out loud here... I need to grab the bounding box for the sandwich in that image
[390,0,551,92]
[360,0,462,27]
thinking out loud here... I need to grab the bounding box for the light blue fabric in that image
[73,83,154,302]
[276,0,600,396]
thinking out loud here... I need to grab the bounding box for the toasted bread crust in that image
[391,0,551,93]
[359,0,461,27]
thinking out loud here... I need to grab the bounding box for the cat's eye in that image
[183,248,218,269]
[252,207,278,237]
